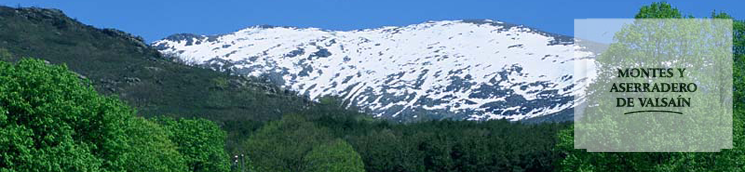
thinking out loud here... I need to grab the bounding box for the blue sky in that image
[2,0,741,42]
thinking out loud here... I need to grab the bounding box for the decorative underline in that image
[624,110,683,115]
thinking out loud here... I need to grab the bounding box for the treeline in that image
[0,4,572,172]
[0,55,567,172]
[236,109,568,172]
[3,2,745,172]
[213,2,745,171]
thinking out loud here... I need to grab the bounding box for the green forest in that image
[0,2,743,172]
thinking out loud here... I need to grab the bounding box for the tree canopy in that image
[155,117,231,172]
[303,139,365,172]
[557,2,745,171]
[0,58,230,172]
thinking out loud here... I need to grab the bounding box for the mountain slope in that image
[0,6,361,123]
[154,20,596,121]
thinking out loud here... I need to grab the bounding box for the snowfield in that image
[153,19,597,121]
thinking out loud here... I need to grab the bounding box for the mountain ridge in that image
[0,6,371,123]
[157,19,573,43]
[153,19,597,122]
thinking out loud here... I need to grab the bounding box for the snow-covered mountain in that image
[152,19,597,122]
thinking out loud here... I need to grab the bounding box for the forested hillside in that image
[0,5,569,172]
[0,2,743,172]
[0,5,372,155]
[0,6,328,122]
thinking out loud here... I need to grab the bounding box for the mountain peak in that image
[153,19,595,122]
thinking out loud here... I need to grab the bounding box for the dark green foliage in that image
[245,115,334,172]
[155,117,231,172]
[241,113,567,172]
[339,119,568,172]
[634,2,684,19]
[303,139,366,172]
[0,5,368,156]
[4,3,744,172]
[0,7,576,172]
[0,5,318,123]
